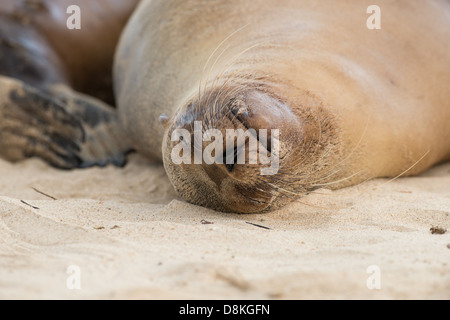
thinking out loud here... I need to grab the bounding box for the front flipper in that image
[0,76,131,169]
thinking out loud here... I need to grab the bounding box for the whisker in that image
[307,105,370,185]
[203,39,273,102]
[311,170,364,187]
[376,149,431,188]
[262,181,337,210]
[198,24,250,111]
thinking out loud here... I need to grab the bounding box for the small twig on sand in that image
[31,187,57,200]
[20,200,40,210]
[245,221,272,230]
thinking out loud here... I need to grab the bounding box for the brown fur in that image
[1,0,139,105]
[0,0,138,168]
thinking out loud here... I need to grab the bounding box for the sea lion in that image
[115,0,450,213]
[0,0,139,168]
[1,0,450,214]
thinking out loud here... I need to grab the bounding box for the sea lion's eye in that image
[179,136,184,141]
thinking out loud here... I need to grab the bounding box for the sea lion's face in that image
[162,87,306,213]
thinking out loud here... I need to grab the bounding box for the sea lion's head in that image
[162,81,337,213]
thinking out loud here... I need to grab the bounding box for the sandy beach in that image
[0,154,448,299]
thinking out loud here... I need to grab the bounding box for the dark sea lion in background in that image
[0,0,139,168]
[116,0,450,213]
[1,0,449,214]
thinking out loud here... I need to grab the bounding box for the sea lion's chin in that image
[167,161,276,213]
[162,87,303,213]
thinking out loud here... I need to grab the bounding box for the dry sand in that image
[0,154,448,299]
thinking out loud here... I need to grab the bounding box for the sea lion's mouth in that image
[232,183,275,213]
[200,160,275,213]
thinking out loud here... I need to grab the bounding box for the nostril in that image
[226,163,234,173]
